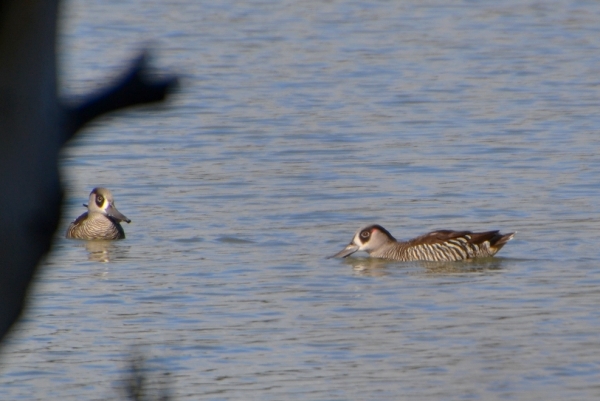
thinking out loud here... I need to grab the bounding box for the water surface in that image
[3,1,600,400]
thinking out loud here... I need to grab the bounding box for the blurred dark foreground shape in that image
[0,1,177,342]
[120,354,173,401]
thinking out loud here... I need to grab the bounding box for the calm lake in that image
[3,0,600,400]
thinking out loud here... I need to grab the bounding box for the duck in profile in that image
[66,187,131,240]
[329,224,514,262]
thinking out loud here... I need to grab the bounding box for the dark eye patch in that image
[95,195,104,207]
[360,230,371,239]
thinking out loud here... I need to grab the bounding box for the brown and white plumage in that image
[329,224,514,262]
[66,188,131,240]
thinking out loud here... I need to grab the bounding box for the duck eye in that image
[360,231,370,238]
[96,195,104,206]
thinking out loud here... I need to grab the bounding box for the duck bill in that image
[106,204,131,224]
[328,243,359,259]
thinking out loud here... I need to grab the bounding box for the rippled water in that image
[3,0,600,399]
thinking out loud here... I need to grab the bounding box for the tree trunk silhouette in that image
[0,1,177,342]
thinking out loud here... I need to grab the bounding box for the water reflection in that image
[345,257,507,277]
[216,236,255,244]
[83,240,130,262]
[345,257,395,277]
[416,258,507,276]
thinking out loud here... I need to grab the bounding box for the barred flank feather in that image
[375,230,514,262]
[66,213,126,240]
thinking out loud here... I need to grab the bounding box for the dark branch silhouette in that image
[65,52,178,140]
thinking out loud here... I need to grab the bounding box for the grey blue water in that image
[3,1,600,399]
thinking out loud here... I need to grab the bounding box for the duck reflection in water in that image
[83,240,130,263]
[340,255,507,277]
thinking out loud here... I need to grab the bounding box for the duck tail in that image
[493,232,515,249]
